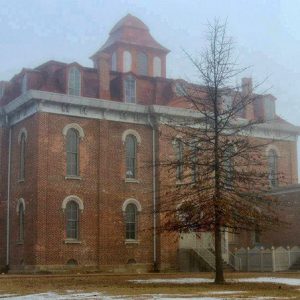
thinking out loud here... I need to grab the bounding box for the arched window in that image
[125,203,137,240]
[111,52,117,71]
[68,67,81,96]
[153,56,162,77]
[190,141,198,183]
[66,200,79,240]
[268,149,278,187]
[174,139,184,181]
[125,134,137,179]
[66,128,79,176]
[19,132,26,180]
[18,202,25,241]
[137,52,148,76]
[124,75,136,103]
[123,51,132,72]
[224,145,234,188]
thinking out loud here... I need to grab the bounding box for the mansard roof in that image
[91,14,169,59]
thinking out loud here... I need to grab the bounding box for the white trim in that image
[16,198,25,214]
[62,195,84,211]
[122,198,142,212]
[18,128,28,144]
[122,129,141,144]
[265,144,280,157]
[62,123,85,139]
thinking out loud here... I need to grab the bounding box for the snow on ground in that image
[131,276,300,286]
[0,292,294,300]
[238,277,300,286]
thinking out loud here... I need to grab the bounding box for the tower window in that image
[153,56,162,77]
[137,52,148,76]
[124,76,136,103]
[123,51,132,72]
[111,52,117,71]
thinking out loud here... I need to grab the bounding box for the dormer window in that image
[123,51,132,72]
[137,52,148,76]
[68,67,81,96]
[124,75,136,103]
[222,95,233,112]
[264,98,275,120]
[153,57,161,77]
[21,74,27,94]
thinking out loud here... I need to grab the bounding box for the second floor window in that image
[125,134,137,179]
[68,67,81,96]
[175,139,184,181]
[224,145,234,188]
[124,76,136,104]
[66,128,79,176]
[268,149,278,187]
[19,132,26,180]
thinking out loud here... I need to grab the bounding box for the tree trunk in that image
[214,222,225,284]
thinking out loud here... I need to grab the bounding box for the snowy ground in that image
[0,276,299,299]
[131,276,300,286]
[0,292,294,300]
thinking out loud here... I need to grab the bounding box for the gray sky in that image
[1,0,300,174]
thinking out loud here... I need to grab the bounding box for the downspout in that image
[6,123,12,269]
[148,108,158,271]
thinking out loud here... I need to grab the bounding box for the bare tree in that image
[158,20,281,284]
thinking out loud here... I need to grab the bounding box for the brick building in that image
[0,14,299,272]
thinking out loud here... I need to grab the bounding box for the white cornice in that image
[2,90,300,142]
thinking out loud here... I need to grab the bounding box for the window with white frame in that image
[137,52,148,76]
[268,149,278,187]
[124,75,136,103]
[68,67,81,96]
[190,141,198,183]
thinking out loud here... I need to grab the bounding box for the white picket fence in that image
[233,246,300,272]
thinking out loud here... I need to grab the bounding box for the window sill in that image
[16,240,24,245]
[125,239,139,245]
[64,239,82,244]
[125,178,140,183]
[65,176,82,180]
[18,179,25,183]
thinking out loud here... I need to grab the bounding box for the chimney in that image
[241,77,254,119]
[97,53,111,99]
[241,77,253,96]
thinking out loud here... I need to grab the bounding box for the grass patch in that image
[0,272,299,298]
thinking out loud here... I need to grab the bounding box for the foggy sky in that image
[1,0,300,174]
